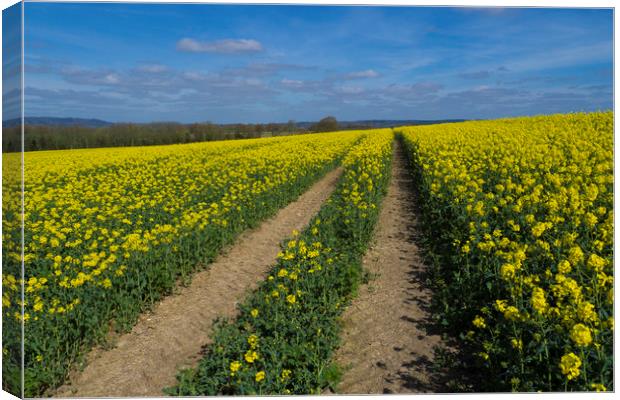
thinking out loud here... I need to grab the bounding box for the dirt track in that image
[333,141,444,394]
[54,167,342,397]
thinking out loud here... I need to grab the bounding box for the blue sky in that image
[14,3,614,123]
[3,2,21,120]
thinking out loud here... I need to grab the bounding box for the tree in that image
[286,120,297,133]
[312,116,339,132]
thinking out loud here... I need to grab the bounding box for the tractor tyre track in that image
[333,141,445,394]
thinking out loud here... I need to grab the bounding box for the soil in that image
[332,141,446,394]
[54,167,343,397]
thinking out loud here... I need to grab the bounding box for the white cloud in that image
[136,64,168,73]
[103,74,121,84]
[337,85,365,94]
[182,71,207,81]
[244,78,262,86]
[176,38,263,54]
[346,69,379,79]
[281,78,304,88]
[60,67,123,86]
[385,82,444,96]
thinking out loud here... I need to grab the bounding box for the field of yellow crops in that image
[399,112,613,392]
[2,131,364,396]
[1,112,613,395]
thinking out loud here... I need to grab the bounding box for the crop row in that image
[168,129,394,395]
[399,112,613,392]
[2,131,363,396]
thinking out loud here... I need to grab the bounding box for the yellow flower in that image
[568,246,584,265]
[472,315,486,329]
[586,254,607,272]
[250,308,259,318]
[584,213,598,228]
[286,294,296,304]
[531,222,549,238]
[570,323,592,347]
[531,287,548,315]
[277,268,288,278]
[500,263,516,280]
[557,260,571,274]
[503,306,521,321]
[577,301,598,324]
[559,352,581,380]
[590,383,607,392]
[244,350,258,363]
[494,299,508,313]
[229,361,241,376]
[36,355,43,362]
[247,334,258,349]
[255,370,265,382]
[281,369,292,380]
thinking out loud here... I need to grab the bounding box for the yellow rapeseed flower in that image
[557,260,571,274]
[590,383,607,392]
[531,287,548,315]
[229,361,242,376]
[559,353,581,380]
[473,315,486,329]
[570,323,592,347]
[500,263,516,280]
[244,350,258,363]
[247,334,258,349]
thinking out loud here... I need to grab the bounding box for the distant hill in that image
[297,119,467,129]
[3,117,113,128]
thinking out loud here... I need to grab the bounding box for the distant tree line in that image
[2,122,299,152]
[1,116,384,152]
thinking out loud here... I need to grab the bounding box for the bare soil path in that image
[332,141,445,394]
[55,167,342,398]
